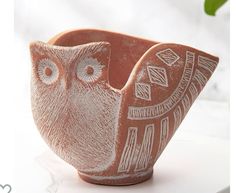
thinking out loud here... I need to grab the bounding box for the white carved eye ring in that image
[76,58,104,82]
[37,58,59,85]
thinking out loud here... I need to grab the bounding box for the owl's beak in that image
[61,74,72,90]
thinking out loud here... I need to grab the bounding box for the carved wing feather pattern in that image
[118,43,218,173]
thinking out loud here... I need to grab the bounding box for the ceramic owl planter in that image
[30,29,219,186]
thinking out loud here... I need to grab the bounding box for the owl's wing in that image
[122,43,219,123]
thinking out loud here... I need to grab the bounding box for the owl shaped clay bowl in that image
[30,29,219,185]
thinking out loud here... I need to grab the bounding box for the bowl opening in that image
[49,29,158,90]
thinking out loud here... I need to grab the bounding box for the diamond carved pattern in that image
[135,83,151,101]
[147,66,168,87]
[156,49,180,66]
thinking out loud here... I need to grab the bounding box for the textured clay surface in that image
[30,29,219,185]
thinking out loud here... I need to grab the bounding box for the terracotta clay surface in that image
[30,29,219,185]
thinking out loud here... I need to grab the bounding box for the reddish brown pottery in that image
[30,29,219,185]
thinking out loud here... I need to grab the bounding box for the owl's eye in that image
[37,58,59,85]
[76,58,104,82]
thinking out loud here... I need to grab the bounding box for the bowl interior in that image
[48,29,158,89]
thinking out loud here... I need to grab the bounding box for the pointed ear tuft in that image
[80,42,111,67]
[29,41,50,62]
